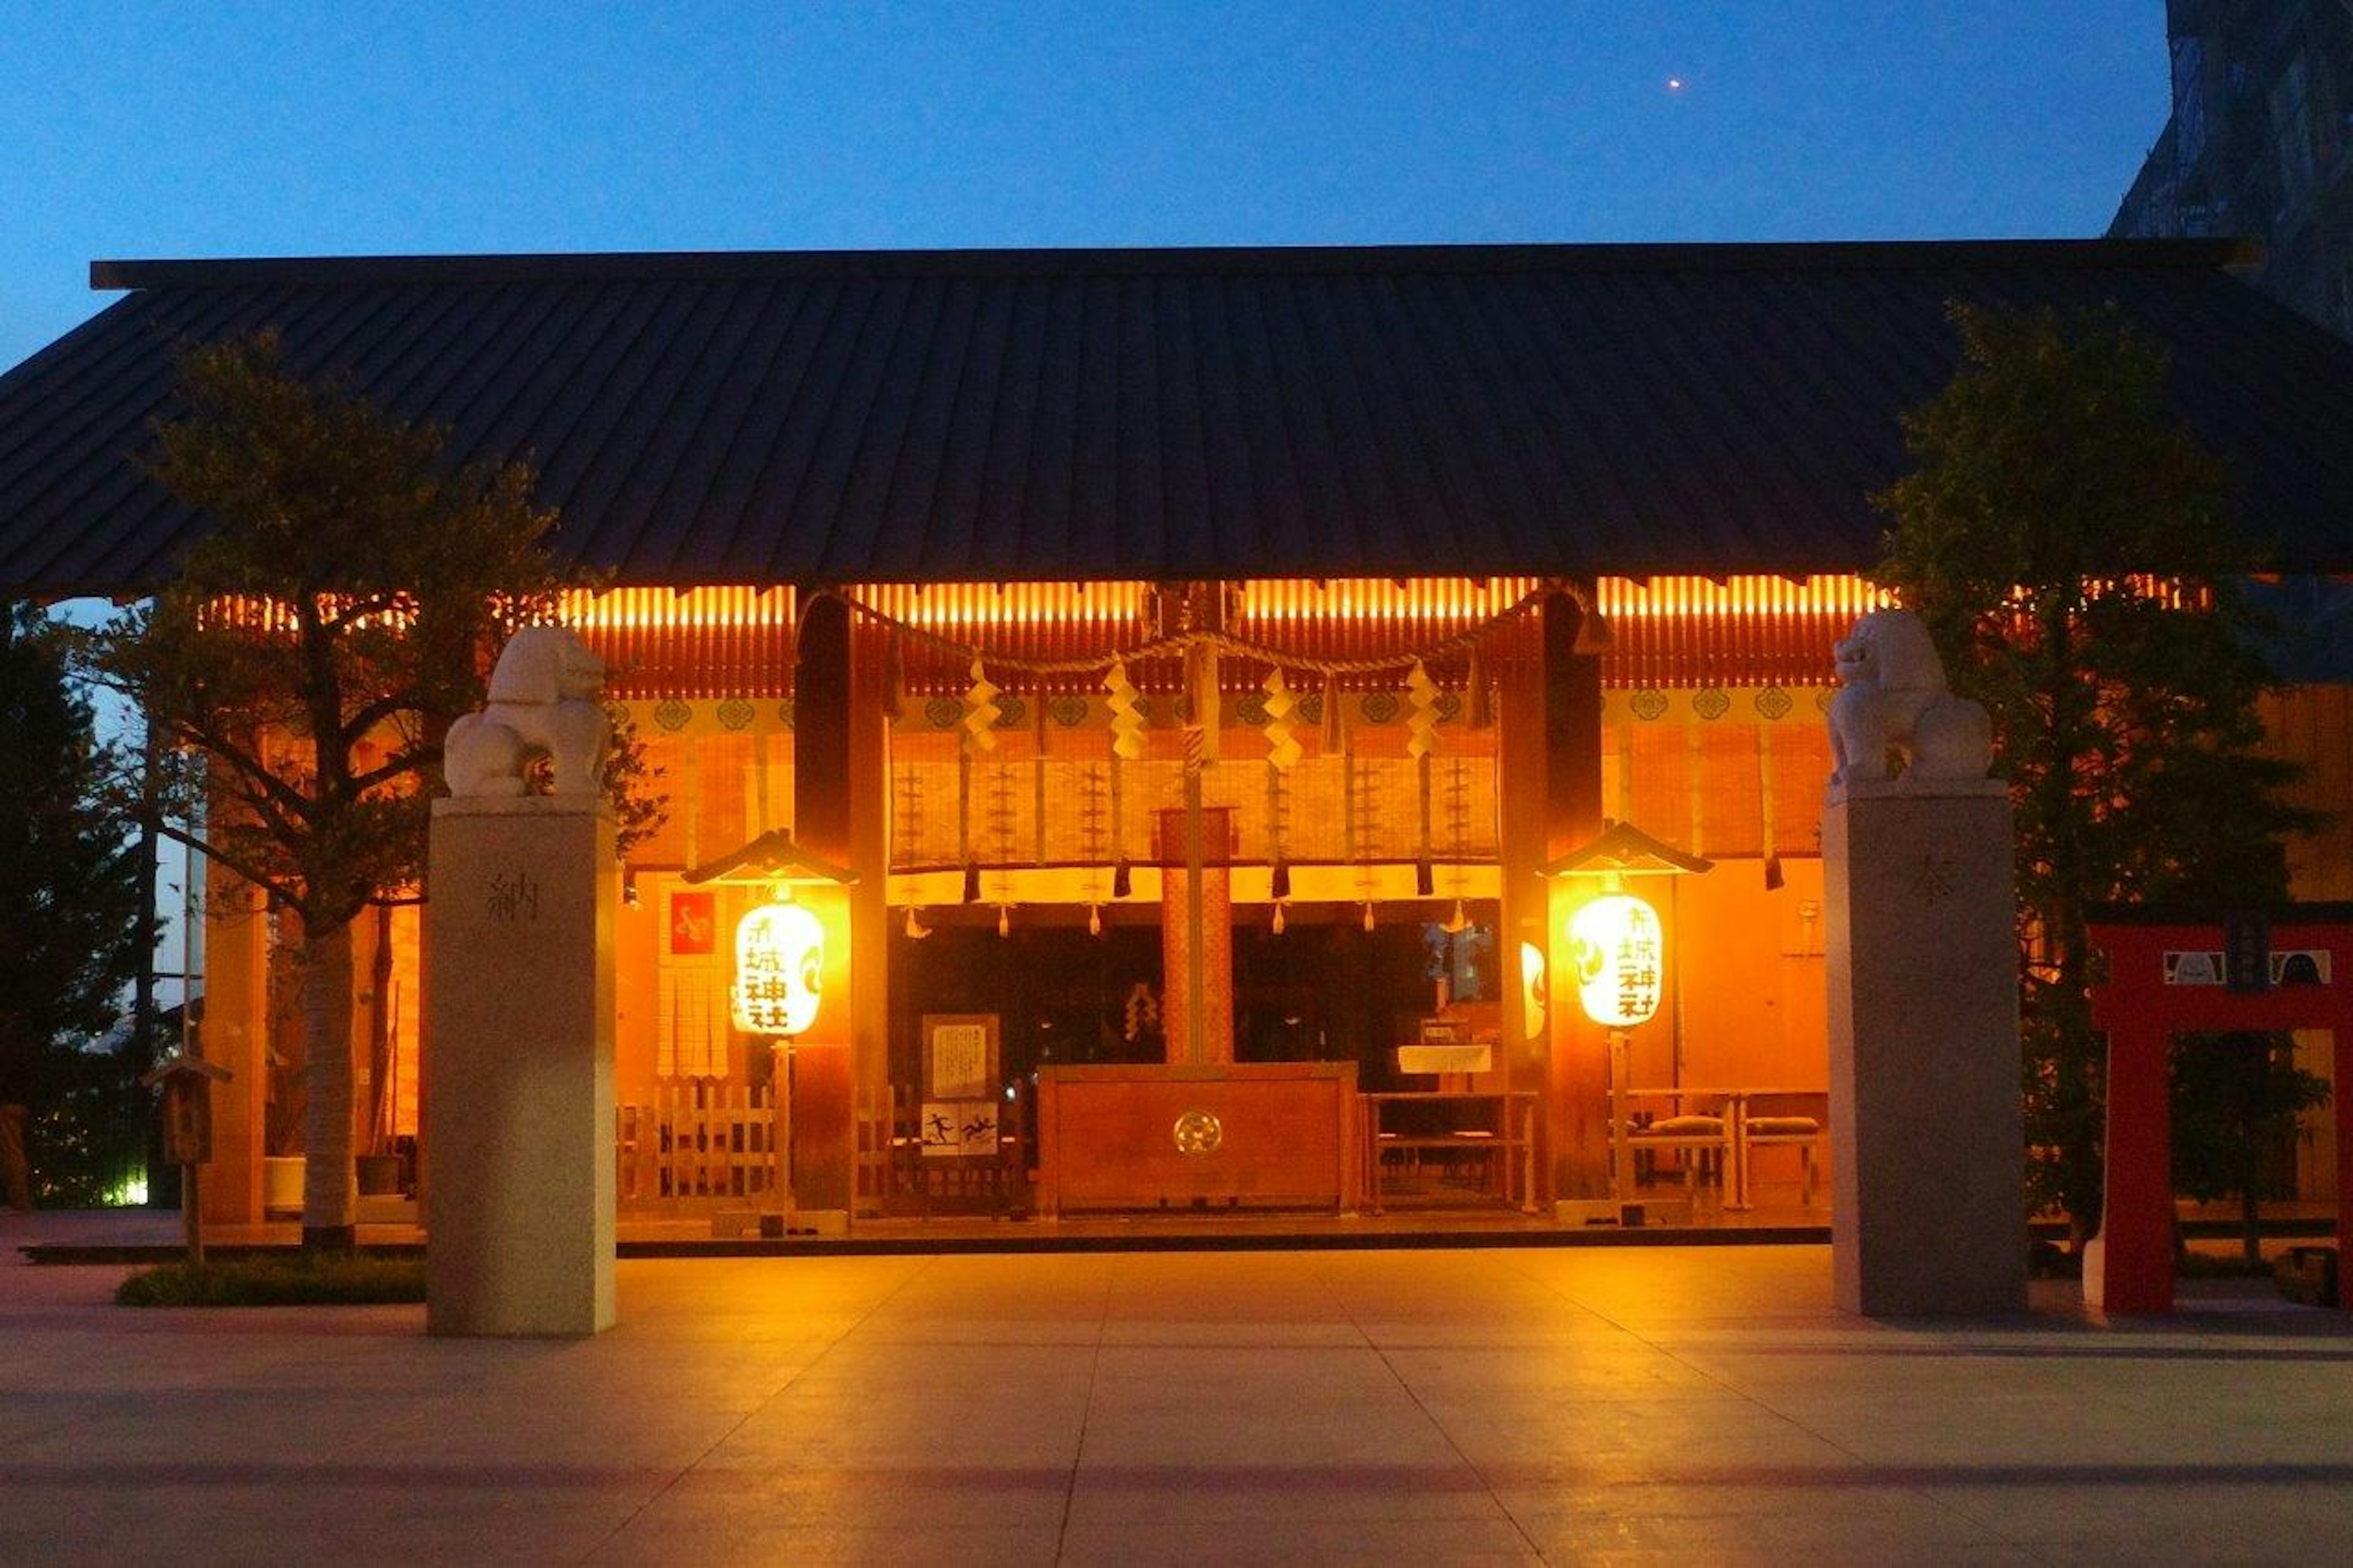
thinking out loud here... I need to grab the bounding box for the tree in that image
[2169,1032,2329,1267]
[1875,302,2320,1245]
[0,605,145,1208]
[83,333,635,1249]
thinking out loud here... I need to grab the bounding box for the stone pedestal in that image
[1824,786,2026,1317]
[425,796,616,1336]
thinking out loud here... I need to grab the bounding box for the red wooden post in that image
[2339,1028,2353,1275]
[2094,1021,2175,1313]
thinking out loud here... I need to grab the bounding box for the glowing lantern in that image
[1519,941,1548,1040]
[732,894,825,1037]
[1567,893,1664,1029]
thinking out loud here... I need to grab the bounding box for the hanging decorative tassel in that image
[962,656,1002,752]
[961,861,982,904]
[1264,666,1297,909]
[1105,657,1143,898]
[1105,657,1145,761]
[1571,591,1613,655]
[1465,646,1493,730]
[1759,725,1785,892]
[1260,667,1302,772]
[1404,659,1439,761]
[1320,671,1344,752]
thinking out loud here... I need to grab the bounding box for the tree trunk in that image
[299,920,357,1250]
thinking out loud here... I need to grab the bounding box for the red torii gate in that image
[2085,905,2353,1314]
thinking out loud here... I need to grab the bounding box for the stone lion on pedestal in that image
[1827,608,1992,793]
[443,627,610,798]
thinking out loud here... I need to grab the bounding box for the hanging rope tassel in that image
[961,656,1001,752]
[1105,658,1143,898]
[958,656,999,903]
[1759,725,1784,892]
[1320,672,1344,753]
[1263,666,1298,905]
[1408,660,1439,895]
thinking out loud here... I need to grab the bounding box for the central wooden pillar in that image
[790,593,884,1221]
[1157,805,1235,1064]
[1539,591,1607,1201]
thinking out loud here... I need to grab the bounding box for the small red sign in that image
[669,890,717,956]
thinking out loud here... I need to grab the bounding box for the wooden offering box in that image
[1035,1062,1358,1215]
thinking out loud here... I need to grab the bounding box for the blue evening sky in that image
[0,1,2170,371]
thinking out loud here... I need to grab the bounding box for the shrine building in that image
[4,240,2353,1233]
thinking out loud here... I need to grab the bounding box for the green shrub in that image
[116,1254,425,1306]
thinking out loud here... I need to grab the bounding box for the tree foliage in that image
[1874,303,2321,1240]
[0,605,146,1205]
[81,334,660,1245]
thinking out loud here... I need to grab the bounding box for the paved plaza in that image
[4,1218,2351,1564]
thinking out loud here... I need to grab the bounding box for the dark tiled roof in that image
[5,240,2353,594]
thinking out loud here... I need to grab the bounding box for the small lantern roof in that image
[1541,820,1713,879]
[683,828,857,888]
[140,1052,233,1088]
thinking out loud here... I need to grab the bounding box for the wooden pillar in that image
[197,877,269,1226]
[2087,1023,2175,1314]
[789,595,857,1217]
[1495,634,1552,1194]
[1541,593,1608,1201]
[847,618,893,1215]
[1157,806,1235,1064]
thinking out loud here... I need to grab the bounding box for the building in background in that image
[2112,0,2353,339]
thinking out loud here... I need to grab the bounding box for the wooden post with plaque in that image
[142,1054,233,1267]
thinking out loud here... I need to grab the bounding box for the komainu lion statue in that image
[443,627,610,798]
[1826,608,1992,793]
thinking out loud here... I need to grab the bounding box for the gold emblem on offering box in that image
[1172,1108,1222,1156]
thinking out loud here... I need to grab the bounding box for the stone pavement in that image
[5,1214,2351,1564]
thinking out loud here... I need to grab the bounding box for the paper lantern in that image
[1567,893,1663,1029]
[732,896,825,1037]
[1519,941,1548,1041]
